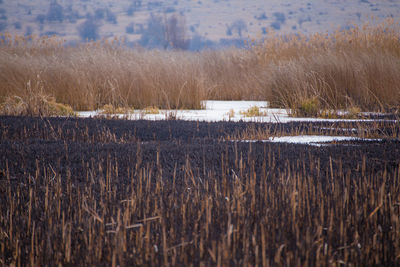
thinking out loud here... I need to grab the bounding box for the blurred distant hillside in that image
[0,0,399,50]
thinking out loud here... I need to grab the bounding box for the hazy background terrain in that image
[1,0,399,49]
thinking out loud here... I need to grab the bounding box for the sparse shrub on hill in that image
[270,12,286,30]
[46,0,64,22]
[188,34,215,51]
[14,21,21,30]
[24,26,33,36]
[94,8,105,20]
[270,21,281,30]
[226,25,232,36]
[78,17,100,41]
[105,8,117,24]
[36,14,46,24]
[273,12,286,24]
[298,16,312,28]
[127,4,136,16]
[126,23,135,34]
[140,13,188,50]
[43,31,59,36]
[64,5,80,23]
[255,12,268,21]
[0,21,6,31]
[139,14,165,48]
[0,8,6,31]
[227,19,247,37]
[164,6,176,13]
[165,14,189,50]
[262,27,267,34]
[148,1,162,9]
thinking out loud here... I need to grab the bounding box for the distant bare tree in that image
[139,13,165,48]
[139,13,188,50]
[47,0,64,22]
[228,19,247,37]
[78,17,100,41]
[164,14,188,50]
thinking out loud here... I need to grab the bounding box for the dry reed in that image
[0,19,399,115]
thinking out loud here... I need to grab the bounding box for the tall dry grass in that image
[0,19,399,114]
[254,18,400,113]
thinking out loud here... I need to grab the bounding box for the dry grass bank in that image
[256,20,400,115]
[0,19,399,115]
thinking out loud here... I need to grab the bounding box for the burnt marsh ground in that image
[1,116,400,266]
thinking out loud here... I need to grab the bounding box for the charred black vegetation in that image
[0,116,399,266]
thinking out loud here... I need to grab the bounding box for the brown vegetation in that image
[0,79,75,116]
[0,19,400,115]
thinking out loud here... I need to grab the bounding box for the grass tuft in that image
[99,104,134,115]
[0,80,75,116]
[143,106,160,114]
[225,109,235,119]
[239,106,267,117]
[294,97,320,117]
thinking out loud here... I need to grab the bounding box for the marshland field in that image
[1,11,400,267]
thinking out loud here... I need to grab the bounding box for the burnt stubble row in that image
[1,116,400,266]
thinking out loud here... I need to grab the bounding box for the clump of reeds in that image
[239,106,267,117]
[0,79,75,116]
[255,18,400,114]
[143,106,160,114]
[0,34,210,111]
[99,104,134,115]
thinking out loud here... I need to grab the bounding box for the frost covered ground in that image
[78,100,389,123]
[77,100,395,145]
[237,136,382,147]
[78,100,275,122]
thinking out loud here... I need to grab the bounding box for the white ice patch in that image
[77,101,396,123]
[236,135,381,146]
[201,100,268,110]
[268,135,361,144]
